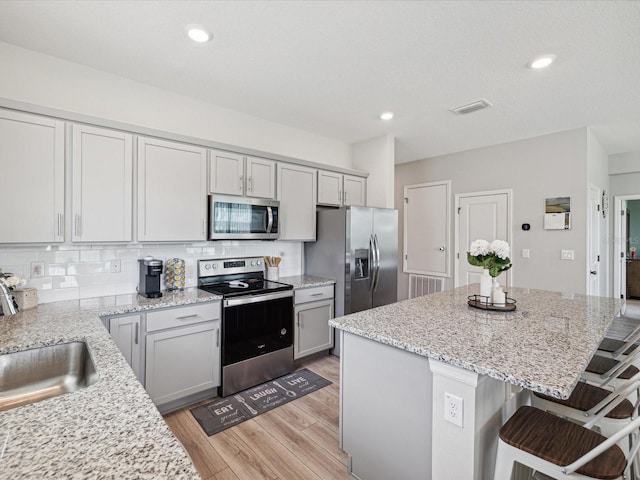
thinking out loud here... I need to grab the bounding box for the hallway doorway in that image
[614,195,640,299]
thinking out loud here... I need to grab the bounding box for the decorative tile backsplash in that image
[0,241,303,304]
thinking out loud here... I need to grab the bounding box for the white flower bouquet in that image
[0,270,27,291]
[467,239,512,278]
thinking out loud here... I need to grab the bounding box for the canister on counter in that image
[165,258,186,291]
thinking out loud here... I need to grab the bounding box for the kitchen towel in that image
[190,368,331,436]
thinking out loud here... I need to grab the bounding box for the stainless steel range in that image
[198,257,294,397]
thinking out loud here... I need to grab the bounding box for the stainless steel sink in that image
[0,341,99,411]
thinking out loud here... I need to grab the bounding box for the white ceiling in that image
[0,0,639,164]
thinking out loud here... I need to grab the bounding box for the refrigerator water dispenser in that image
[354,250,369,279]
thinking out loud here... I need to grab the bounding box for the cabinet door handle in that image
[176,313,199,320]
[216,328,220,347]
[57,213,64,237]
[74,214,83,237]
[202,219,206,236]
[344,190,348,203]
[310,292,323,297]
[338,190,342,203]
[239,175,244,192]
[134,322,139,345]
[248,177,252,192]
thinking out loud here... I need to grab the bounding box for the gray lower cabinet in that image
[109,314,142,382]
[145,321,220,408]
[105,301,221,413]
[294,285,335,359]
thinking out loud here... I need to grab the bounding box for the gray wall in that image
[395,128,594,300]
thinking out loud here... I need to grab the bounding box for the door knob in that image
[439,246,445,251]
[590,270,597,275]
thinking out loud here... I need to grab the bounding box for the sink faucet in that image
[0,282,18,316]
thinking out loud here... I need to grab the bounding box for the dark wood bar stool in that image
[494,406,640,479]
[583,352,640,393]
[597,319,640,360]
[532,373,640,460]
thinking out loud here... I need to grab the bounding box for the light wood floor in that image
[163,354,352,480]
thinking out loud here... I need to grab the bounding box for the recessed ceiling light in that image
[186,24,212,43]
[528,54,557,69]
[380,112,394,120]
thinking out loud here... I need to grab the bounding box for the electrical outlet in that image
[279,251,285,257]
[110,259,121,273]
[444,392,463,427]
[31,261,45,278]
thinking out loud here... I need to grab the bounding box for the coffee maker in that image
[138,257,163,298]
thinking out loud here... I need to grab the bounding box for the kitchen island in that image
[0,288,219,479]
[329,285,623,480]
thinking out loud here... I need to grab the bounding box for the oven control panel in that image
[198,257,264,277]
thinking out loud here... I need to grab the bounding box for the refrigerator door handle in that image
[368,234,375,291]
[372,233,381,292]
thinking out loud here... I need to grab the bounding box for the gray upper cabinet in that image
[0,109,64,243]
[209,150,244,196]
[318,170,366,207]
[245,156,276,199]
[137,137,207,242]
[209,150,276,199]
[343,174,366,206]
[277,163,317,240]
[72,125,133,242]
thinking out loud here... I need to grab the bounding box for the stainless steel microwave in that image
[209,195,279,240]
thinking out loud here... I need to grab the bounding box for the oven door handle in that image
[224,289,293,307]
[266,206,274,233]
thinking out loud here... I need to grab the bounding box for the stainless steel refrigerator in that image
[305,206,398,355]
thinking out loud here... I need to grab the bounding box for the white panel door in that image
[343,175,366,206]
[457,192,509,287]
[277,163,317,240]
[138,137,207,241]
[0,109,64,243]
[209,150,244,195]
[317,170,342,206]
[587,186,601,296]
[245,156,276,199]
[403,181,450,276]
[72,125,133,242]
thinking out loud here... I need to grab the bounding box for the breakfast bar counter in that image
[330,285,623,480]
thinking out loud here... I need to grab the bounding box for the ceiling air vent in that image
[450,99,492,115]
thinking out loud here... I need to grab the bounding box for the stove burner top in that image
[197,257,293,298]
[199,277,292,298]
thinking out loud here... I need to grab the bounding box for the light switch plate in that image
[561,250,575,260]
[522,249,530,258]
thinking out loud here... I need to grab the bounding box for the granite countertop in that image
[279,275,335,289]
[0,288,220,479]
[97,288,222,317]
[330,284,623,399]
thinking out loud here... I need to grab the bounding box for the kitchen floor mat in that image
[190,368,331,436]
